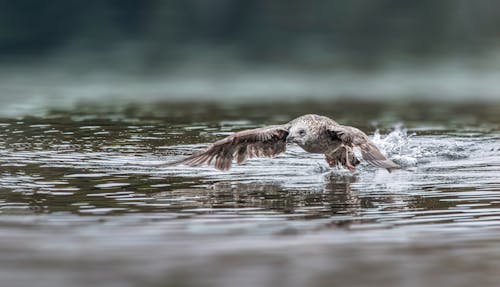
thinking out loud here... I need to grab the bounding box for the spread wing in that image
[170,125,290,170]
[327,125,400,172]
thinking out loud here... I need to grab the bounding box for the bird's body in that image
[172,114,400,172]
[288,114,336,153]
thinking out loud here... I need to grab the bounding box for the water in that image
[0,100,499,287]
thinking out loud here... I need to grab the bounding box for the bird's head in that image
[286,124,309,146]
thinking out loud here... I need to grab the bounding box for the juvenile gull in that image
[171,114,400,172]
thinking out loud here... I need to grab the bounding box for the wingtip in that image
[386,163,401,173]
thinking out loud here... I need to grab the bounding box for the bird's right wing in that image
[327,125,400,172]
[169,125,290,170]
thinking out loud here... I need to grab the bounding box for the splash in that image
[371,124,419,168]
[370,123,479,169]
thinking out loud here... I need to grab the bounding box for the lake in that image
[0,98,499,287]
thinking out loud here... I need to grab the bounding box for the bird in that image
[170,114,400,172]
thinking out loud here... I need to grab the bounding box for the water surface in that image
[0,100,499,287]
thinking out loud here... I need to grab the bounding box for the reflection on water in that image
[0,101,499,287]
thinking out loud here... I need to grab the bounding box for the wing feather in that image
[328,125,400,172]
[170,125,289,170]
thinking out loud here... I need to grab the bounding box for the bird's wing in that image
[169,125,290,170]
[326,125,400,172]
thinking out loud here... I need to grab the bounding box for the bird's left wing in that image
[169,125,290,170]
[327,125,400,172]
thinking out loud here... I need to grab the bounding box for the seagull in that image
[171,114,400,172]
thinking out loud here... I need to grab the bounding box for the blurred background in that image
[1,2,500,287]
[1,0,500,116]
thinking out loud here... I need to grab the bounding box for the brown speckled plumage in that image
[172,114,400,172]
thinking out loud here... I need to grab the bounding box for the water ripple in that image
[0,102,498,287]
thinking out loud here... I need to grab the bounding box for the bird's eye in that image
[298,129,306,136]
